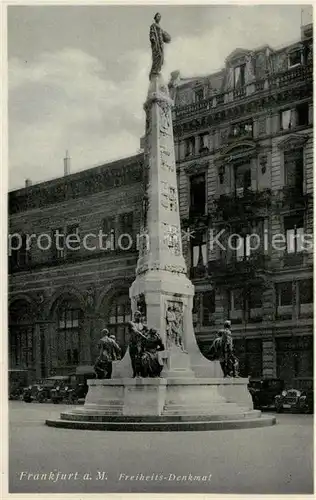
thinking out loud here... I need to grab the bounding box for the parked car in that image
[275,388,314,413]
[23,376,70,403]
[9,369,30,400]
[51,370,95,404]
[248,378,285,410]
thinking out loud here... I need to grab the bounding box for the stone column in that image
[214,288,225,327]
[262,284,276,322]
[262,337,277,378]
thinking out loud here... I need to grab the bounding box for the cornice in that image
[9,160,144,214]
[214,140,258,165]
[183,160,209,174]
[277,133,310,151]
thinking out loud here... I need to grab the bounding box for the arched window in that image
[56,299,82,368]
[108,294,131,351]
[9,300,34,370]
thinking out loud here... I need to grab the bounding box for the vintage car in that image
[248,378,285,410]
[9,369,30,400]
[51,368,95,404]
[275,388,314,413]
[23,376,70,403]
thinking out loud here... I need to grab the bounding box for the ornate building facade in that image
[9,154,144,378]
[173,23,313,385]
[9,24,313,386]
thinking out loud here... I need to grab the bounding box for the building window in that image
[65,224,80,256]
[234,64,246,88]
[9,300,34,369]
[280,109,294,130]
[234,163,251,196]
[195,88,204,102]
[202,290,215,326]
[52,227,65,260]
[276,282,293,320]
[102,216,116,249]
[248,288,263,322]
[296,102,309,126]
[108,294,131,350]
[231,120,253,138]
[280,104,309,130]
[57,300,82,367]
[199,133,209,153]
[284,149,304,194]
[9,234,31,271]
[118,212,135,251]
[191,231,207,277]
[299,279,313,304]
[288,49,302,68]
[284,216,304,254]
[228,289,244,324]
[185,137,196,157]
[189,174,206,217]
[276,282,293,307]
[299,279,313,318]
[234,235,251,261]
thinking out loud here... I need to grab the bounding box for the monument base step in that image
[59,409,261,422]
[46,414,276,431]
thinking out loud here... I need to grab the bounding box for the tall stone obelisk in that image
[129,14,220,378]
[47,14,275,429]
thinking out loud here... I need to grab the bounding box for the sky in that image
[7,4,313,190]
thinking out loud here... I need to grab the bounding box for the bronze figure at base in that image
[209,320,239,378]
[128,311,165,378]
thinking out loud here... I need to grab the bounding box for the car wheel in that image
[52,400,59,404]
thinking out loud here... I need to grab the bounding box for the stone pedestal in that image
[46,377,276,430]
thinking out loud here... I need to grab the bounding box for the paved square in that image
[9,401,313,494]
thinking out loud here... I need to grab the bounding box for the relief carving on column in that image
[158,101,171,135]
[138,230,150,257]
[161,181,177,211]
[165,300,185,351]
[162,223,181,255]
[160,146,174,172]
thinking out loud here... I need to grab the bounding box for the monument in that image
[46,14,275,431]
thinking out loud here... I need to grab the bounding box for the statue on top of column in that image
[149,13,171,80]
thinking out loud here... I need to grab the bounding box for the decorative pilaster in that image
[262,338,277,378]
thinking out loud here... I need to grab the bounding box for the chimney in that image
[25,179,32,188]
[64,150,71,176]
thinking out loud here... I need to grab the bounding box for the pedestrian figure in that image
[128,311,147,377]
[94,329,121,379]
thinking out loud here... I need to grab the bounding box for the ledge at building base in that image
[45,378,276,431]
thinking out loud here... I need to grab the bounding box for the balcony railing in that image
[208,253,268,277]
[210,189,272,221]
[174,63,312,120]
[275,187,312,210]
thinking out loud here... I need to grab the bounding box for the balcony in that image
[275,187,312,211]
[174,63,312,121]
[208,253,268,278]
[210,189,271,222]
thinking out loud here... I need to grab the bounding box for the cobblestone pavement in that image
[8,401,313,494]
